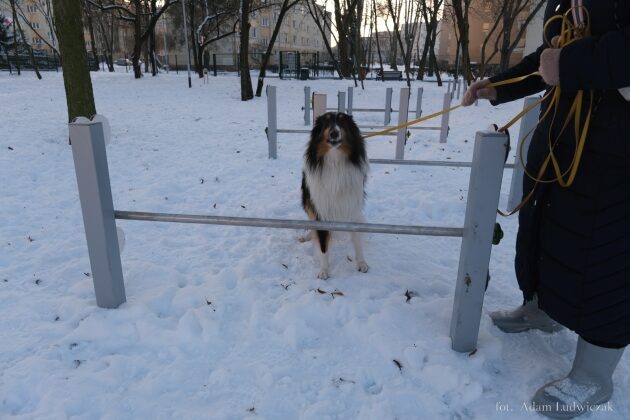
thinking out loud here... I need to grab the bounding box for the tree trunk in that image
[240,0,253,100]
[333,0,352,77]
[255,0,295,97]
[52,0,97,132]
[372,0,384,81]
[307,0,343,79]
[85,3,99,71]
[132,0,142,78]
[10,0,20,75]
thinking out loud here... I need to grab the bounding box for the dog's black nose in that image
[330,129,339,140]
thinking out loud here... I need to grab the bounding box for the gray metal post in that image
[395,87,410,160]
[450,130,508,352]
[266,85,278,159]
[507,97,540,210]
[456,77,463,99]
[439,92,452,143]
[347,86,354,115]
[338,91,346,113]
[313,93,326,121]
[415,87,424,118]
[69,120,126,309]
[304,86,311,125]
[384,87,393,125]
[447,79,452,93]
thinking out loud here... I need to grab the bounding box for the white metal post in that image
[415,87,424,118]
[347,86,354,115]
[395,87,410,160]
[69,120,126,309]
[439,92,452,143]
[384,87,393,125]
[450,130,508,352]
[338,91,346,113]
[304,86,311,125]
[507,97,540,210]
[266,85,278,159]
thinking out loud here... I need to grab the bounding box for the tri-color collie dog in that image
[300,112,369,279]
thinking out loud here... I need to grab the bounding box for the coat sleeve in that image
[488,46,547,105]
[559,26,630,92]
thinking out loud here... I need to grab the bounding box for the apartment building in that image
[0,0,58,52]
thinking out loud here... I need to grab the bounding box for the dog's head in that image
[306,112,366,170]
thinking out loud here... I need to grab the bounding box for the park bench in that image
[377,70,403,81]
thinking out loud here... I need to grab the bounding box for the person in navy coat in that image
[463,0,629,417]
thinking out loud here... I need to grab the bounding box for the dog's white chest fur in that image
[304,150,368,222]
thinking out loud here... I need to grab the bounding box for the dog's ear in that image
[311,114,327,138]
[306,114,327,171]
[343,114,367,166]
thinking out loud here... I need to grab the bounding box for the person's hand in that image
[461,79,497,106]
[539,36,561,86]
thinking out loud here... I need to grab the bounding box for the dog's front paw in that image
[317,269,329,280]
[357,261,369,273]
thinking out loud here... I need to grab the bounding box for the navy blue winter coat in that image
[490,0,630,346]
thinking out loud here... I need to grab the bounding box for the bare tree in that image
[9,0,42,78]
[386,0,421,86]
[306,0,343,78]
[417,0,442,83]
[254,0,299,96]
[448,0,473,82]
[88,0,178,78]
[477,0,545,76]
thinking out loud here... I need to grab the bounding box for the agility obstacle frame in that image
[70,114,514,353]
[267,86,452,160]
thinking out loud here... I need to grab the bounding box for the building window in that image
[31,22,40,29]
[293,35,297,44]
[262,18,269,27]
[282,33,288,43]
[263,38,268,46]
[293,20,297,29]
[251,27,257,38]
[33,37,42,44]
[27,5,37,13]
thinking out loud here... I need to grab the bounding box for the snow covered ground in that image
[1,70,628,419]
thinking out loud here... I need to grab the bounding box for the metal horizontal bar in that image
[114,211,464,237]
[358,125,440,131]
[277,128,397,137]
[369,159,515,169]
[277,129,311,134]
